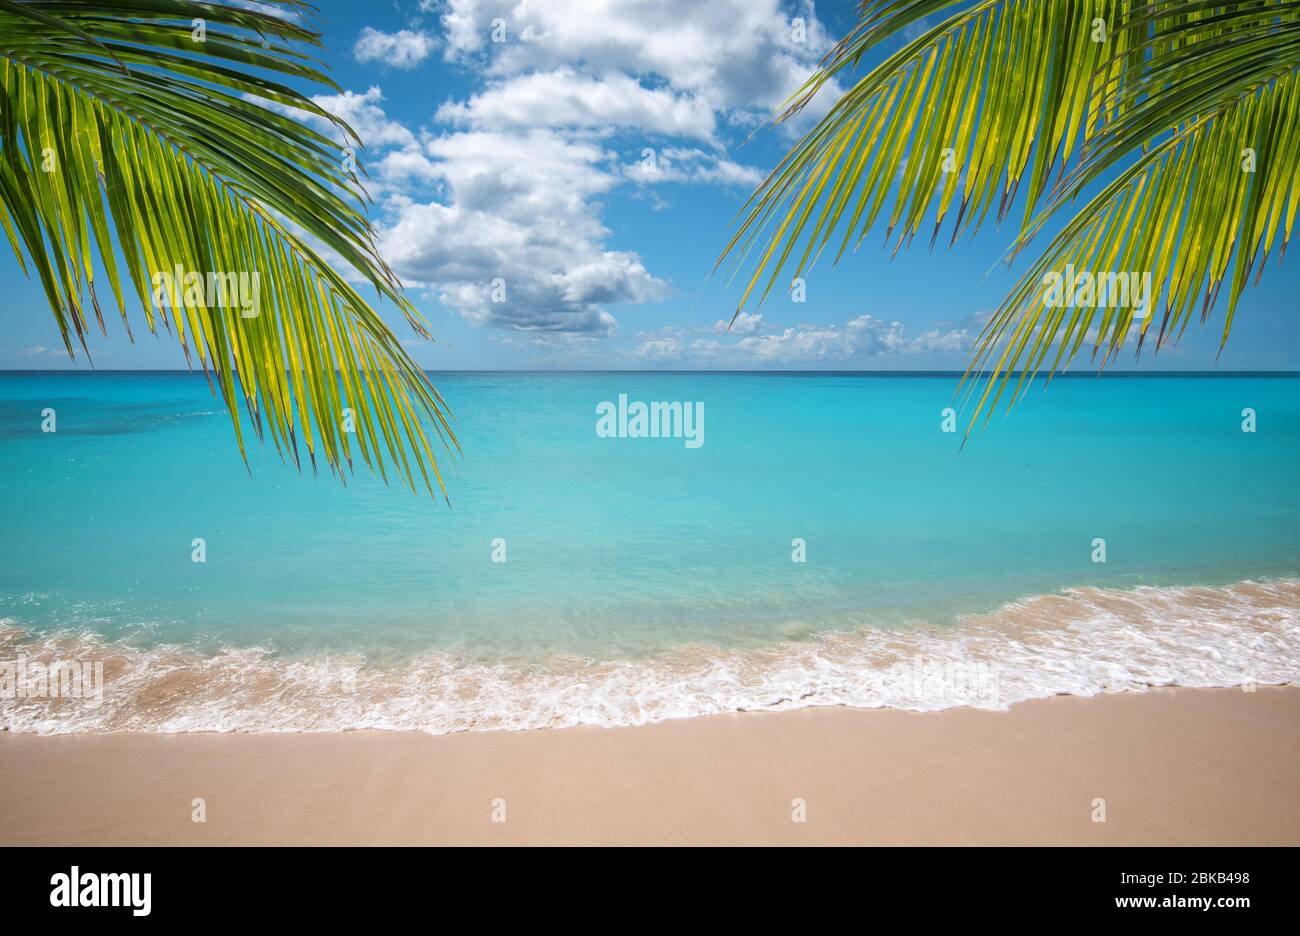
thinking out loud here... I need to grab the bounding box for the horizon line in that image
[2,366,1300,379]
[2,368,1299,377]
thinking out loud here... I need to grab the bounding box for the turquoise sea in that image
[2,371,1298,732]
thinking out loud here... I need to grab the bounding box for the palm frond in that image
[720,0,1300,433]
[0,0,457,496]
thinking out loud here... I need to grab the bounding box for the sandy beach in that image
[2,685,1297,846]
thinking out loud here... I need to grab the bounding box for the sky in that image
[2,0,1297,371]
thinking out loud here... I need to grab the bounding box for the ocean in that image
[2,370,1298,732]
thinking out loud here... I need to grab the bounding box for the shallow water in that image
[2,371,1297,732]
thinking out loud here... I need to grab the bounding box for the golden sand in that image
[2,686,1297,845]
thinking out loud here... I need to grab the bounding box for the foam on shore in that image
[2,579,1297,734]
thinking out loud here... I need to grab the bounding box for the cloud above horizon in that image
[322,0,838,339]
[634,315,973,364]
[377,130,667,335]
[430,0,834,114]
[353,27,438,69]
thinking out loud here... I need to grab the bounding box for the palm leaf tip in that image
[0,0,457,499]
[719,0,1300,431]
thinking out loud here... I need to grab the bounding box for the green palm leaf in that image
[720,0,1300,433]
[0,0,457,496]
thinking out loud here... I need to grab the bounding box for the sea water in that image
[1,371,1297,732]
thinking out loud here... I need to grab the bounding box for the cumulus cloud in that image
[269,85,416,149]
[333,1,840,342]
[624,147,762,187]
[714,312,766,335]
[429,0,835,114]
[378,130,666,333]
[633,337,687,360]
[732,315,972,362]
[255,76,668,332]
[437,69,717,141]
[634,315,972,364]
[354,27,437,69]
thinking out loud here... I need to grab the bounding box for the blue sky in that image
[2,0,1297,371]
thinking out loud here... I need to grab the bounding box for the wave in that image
[2,579,1298,734]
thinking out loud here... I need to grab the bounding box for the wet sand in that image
[1,686,1297,845]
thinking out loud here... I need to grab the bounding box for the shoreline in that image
[3,685,1297,845]
[5,577,1298,734]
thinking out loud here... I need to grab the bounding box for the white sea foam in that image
[2,579,1298,734]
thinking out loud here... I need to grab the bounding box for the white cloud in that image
[437,69,717,141]
[624,147,762,187]
[270,85,416,149]
[714,312,766,335]
[374,148,441,183]
[333,2,840,343]
[354,27,437,69]
[378,130,667,333]
[737,315,971,362]
[733,315,972,362]
[633,315,972,364]
[633,337,685,360]
[629,310,977,361]
[430,0,835,114]
[0,344,74,359]
[256,73,669,331]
